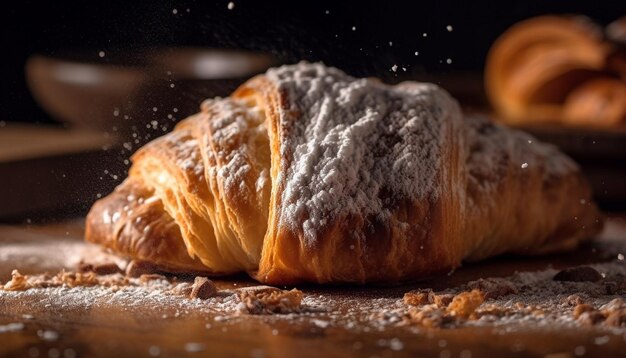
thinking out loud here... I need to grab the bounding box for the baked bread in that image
[86,62,602,284]
[485,15,626,127]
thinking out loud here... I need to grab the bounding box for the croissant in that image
[86,62,602,284]
[485,15,626,126]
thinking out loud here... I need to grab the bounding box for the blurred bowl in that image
[26,48,279,133]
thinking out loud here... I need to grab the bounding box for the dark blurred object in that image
[26,48,278,133]
[0,124,123,221]
[485,15,626,128]
[2,48,278,221]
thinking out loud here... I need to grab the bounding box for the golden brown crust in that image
[85,63,603,284]
[85,177,211,273]
[233,73,468,284]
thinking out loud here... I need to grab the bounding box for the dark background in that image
[1,0,625,124]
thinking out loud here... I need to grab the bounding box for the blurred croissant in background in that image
[486,15,626,128]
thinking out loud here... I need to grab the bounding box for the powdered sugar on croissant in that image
[266,64,464,244]
[86,62,602,284]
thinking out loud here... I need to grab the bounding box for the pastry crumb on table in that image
[0,218,625,357]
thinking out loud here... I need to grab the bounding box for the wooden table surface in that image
[1,218,626,358]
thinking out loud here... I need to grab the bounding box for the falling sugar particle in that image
[618,253,625,261]
[98,51,105,58]
[152,107,158,112]
[594,336,609,345]
[528,139,533,144]
[148,346,160,356]
[422,33,427,37]
[325,10,329,14]
[402,67,407,72]
[0,323,24,333]
[446,25,453,32]
[414,51,419,56]
[227,2,234,10]
[170,83,175,88]
[172,9,178,14]
[389,41,393,46]
[446,58,452,64]
[389,338,404,351]
[38,330,59,341]
[184,343,206,352]
[113,109,120,117]
[574,346,586,356]
[521,163,529,169]
[391,65,398,72]
[173,108,179,113]
[352,26,356,31]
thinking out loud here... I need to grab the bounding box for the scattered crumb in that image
[2,260,625,333]
[433,293,454,308]
[189,277,217,300]
[447,290,484,318]
[2,269,105,290]
[467,278,517,299]
[403,289,432,306]
[378,261,626,329]
[237,286,303,314]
